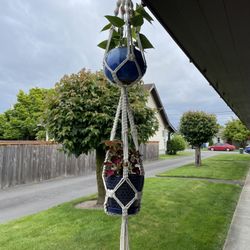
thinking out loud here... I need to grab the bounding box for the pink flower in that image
[111,156,122,165]
[105,170,115,177]
[104,161,113,167]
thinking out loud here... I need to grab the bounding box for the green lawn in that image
[160,151,193,160]
[0,179,241,250]
[1,154,248,250]
[158,154,250,180]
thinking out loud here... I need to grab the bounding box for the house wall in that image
[212,128,225,144]
[146,94,169,154]
[212,137,225,144]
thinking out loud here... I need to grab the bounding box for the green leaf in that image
[131,14,144,27]
[97,40,108,50]
[131,27,137,40]
[112,29,120,39]
[136,4,154,23]
[101,23,112,31]
[139,33,154,49]
[97,39,117,51]
[105,15,125,28]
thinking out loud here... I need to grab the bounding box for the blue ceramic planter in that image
[105,174,144,215]
[104,47,146,85]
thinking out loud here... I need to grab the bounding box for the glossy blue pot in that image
[104,47,146,85]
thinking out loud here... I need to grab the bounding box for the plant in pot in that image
[103,140,144,215]
[98,3,154,86]
[99,2,154,248]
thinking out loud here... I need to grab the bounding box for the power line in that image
[168,111,236,116]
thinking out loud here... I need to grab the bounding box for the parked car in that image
[208,143,236,151]
[245,145,250,154]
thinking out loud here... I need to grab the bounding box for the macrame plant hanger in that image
[102,1,147,249]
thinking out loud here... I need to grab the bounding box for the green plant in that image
[180,111,219,167]
[166,134,186,155]
[98,3,154,51]
[223,119,250,147]
[1,88,54,140]
[208,138,214,146]
[46,70,158,204]
[104,140,141,177]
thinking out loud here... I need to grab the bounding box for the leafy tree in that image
[223,119,250,147]
[166,134,186,155]
[3,88,53,140]
[180,111,218,166]
[0,114,7,139]
[46,69,158,205]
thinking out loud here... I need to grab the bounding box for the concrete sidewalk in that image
[224,170,250,250]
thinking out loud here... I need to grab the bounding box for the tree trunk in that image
[195,146,201,167]
[96,146,106,205]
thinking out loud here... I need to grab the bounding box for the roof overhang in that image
[143,0,250,129]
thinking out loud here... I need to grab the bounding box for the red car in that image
[208,143,236,151]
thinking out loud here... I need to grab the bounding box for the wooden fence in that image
[0,141,158,189]
[140,141,159,161]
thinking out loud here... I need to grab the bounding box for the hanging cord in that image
[126,93,145,176]
[104,0,124,57]
[102,2,146,250]
[121,86,129,178]
[102,96,122,180]
[125,95,139,151]
[121,85,129,250]
[120,215,129,250]
[125,0,133,58]
[110,96,122,141]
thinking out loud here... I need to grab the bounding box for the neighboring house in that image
[144,83,175,154]
[212,127,225,144]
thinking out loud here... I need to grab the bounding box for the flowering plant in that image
[104,140,142,177]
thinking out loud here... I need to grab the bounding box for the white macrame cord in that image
[102,1,146,250]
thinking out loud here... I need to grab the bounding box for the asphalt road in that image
[0,150,219,224]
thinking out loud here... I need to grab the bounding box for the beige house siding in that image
[147,94,168,154]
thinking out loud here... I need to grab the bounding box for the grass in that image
[0,180,241,249]
[158,154,250,180]
[0,154,248,250]
[160,150,193,160]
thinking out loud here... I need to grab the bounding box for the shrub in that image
[166,134,186,155]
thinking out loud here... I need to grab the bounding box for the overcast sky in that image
[0,0,237,128]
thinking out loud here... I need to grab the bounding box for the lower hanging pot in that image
[104,174,144,215]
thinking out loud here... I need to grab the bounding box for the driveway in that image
[0,150,219,223]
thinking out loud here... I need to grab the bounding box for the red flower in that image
[105,170,115,177]
[111,156,122,165]
[104,161,113,167]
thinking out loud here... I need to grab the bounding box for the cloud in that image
[0,0,236,128]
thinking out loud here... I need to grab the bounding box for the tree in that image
[180,111,218,167]
[46,69,158,205]
[0,114,7,139]
[2,88,53,140]
[166,134,186,155]
[223,119,250,147]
